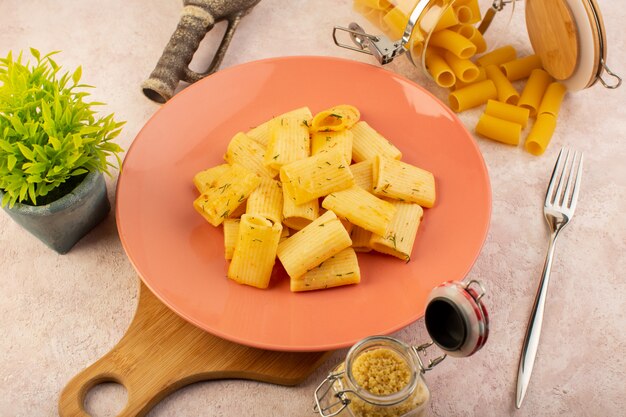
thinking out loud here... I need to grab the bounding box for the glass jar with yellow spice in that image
[314,280,488,417]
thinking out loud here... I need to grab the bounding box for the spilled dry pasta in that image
[193,105,436,291]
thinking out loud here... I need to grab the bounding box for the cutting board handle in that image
[59,280,331,417]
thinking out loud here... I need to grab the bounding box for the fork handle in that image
[515,231,560,408]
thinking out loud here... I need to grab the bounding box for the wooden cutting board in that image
[59,281,331,417]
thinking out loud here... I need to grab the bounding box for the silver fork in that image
[515,148,584,408]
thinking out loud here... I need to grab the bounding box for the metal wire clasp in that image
[412,341,447,373]
[332,23,405,65]
[313,371,350,417]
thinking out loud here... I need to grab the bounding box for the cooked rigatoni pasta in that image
[449,79,497,112]
[485,65,519,105]
[500,55,543,81]
[281,177,319,230]
[229,201,247,218]
[225,132,278,179]
[351,121,402,162]
[475,113,521,145]
[518,69,553,117]
[350,225,373,252]
[485,100,530,128]
[525,113,557,156]
[428,29,476,59]
[277,210,352,279]
[246,177,283,224]
[443,50,480,83]
[223,218,240,260]
[476,45,517,67]
[373,155,436,208]
[228,214,282,289]
[537,82,567,117]
[246,107,312,147]
[425,49,456,88]
[279,226,291,243]
[280,148,354,205]
[311,130,353,163]
[193,163,260,226]
[452,24,486,54]
[311,105,360,132]
[322,186,397,236]
[193,163,230,194]
[264,116,310,171]
[370,201,424,261]
[290,248,361,292]
[349,159,374,192]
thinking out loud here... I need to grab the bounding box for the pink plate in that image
[116,56,491,352]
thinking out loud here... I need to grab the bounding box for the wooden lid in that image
[525,0,607,90]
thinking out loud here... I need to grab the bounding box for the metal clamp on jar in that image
[333,0,621,91]
[314,280,489,417]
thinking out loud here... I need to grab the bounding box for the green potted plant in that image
[0,48,124,253]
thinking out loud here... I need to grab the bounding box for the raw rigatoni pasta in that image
[281,176,319,230]
[476,45,517,67]
[349,159,374,192]
[433,5,460,31]
[224,132,278,179]
[227,214,282,289]
[453,66,486,90]
[229,202,247,219]
[500,55,543,81]
[311,105,360,132]
[350,225,373,252]
[453,0,481,23]
[425,49,456,88]
[223,218,240,260]
[485,99,530,128]
[370,201,424,261]
[428,29,476,59]
[193,163,261,226]
[537,82,567,117]
[193,164,230,194]
[280,148,354,205]
[311,130,353,163]
[382,7,409,39]
[277,210,352,279]
[246,107,312,147]
[351,121,402,162]
[246,177,283,224]
[264,116,310,170]
[373,155,436,208]
[322,186,397,236]
[443,50,480,83]
[449,79,497,112]
[475,113,521,145]
[485,65,519,105]
[290,248,361,292]
[518,69,553,117]
[525,113,557,156]
[452,24,486,54]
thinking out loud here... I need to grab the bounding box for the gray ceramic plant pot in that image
[0,171,110,254]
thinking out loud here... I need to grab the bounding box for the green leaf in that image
[0,140,14,152]
[29,47,40,61]
[72,66,82,84]
[70,168,88,176]
[7,154,16,171]
[48,136,61,150]
[17,143,35,161]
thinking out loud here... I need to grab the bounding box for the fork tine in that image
[568,153,584,210]
[545,148,567,205]
[562,150,579,207]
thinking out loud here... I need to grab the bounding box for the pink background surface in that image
[1,1,625,416]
